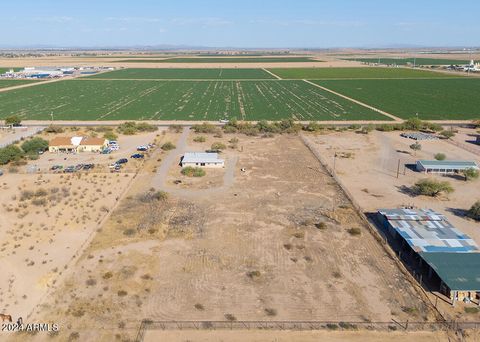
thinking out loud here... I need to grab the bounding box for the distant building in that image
[377,208,480,303]
[49,136,107,153]
[181,152,224,168]
[416,160,479,174]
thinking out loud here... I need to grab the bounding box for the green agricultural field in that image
[317,78,480,120]
[345,57,469,66]
[89,68,276,80]
[0,79,388,121]
[0,68,21,74]
[269,67,459,79]
[114,57,319,63]
[0,79,38,89]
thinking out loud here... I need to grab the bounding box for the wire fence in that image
[445,139,480,156]
[134,319,480,342]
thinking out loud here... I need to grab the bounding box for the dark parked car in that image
[116,158,128,164]
[130,153,144,159]
[64,166,76,173]
[83,164,95,170]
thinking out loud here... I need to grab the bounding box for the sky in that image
[1,0,479,48]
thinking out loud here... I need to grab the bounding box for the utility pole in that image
[50,111,54,123]
[396,159,401,178]
[333,152,337,172]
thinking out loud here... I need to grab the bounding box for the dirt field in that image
[0,172,133,322]
[8,132,435,342]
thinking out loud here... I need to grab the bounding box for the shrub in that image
[376,124,396,132]
[264,308,277,316]
[161,142,176,151]
[4,115,21,126]
[117,290,128,297]
[434,153,446,161]
[193,136,206,143]
[192,122,217,134]
[468,201,480,221]
[413,179,454,197]
[181,167,206,177]
[104,131,118,141]
[439,130,455,139]
[224,314,236,321]
[44,125,64,133]
[246,270,261,279]
[211,142,226,150]
[21,137,48,154]
[169,124,183,133]
[409,142,422,155]
[117,122,157,135]
[462,168,479,181]
[464,307,480,314]
[303,121,324,132]
[194,303,205,311]
[347,227,361,236]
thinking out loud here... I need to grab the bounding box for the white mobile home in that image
[181,152,224,168]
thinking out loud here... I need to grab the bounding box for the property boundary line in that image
[299,134,447,324]
[134,319,478,342]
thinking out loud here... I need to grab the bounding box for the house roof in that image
[417,160,478,170]
[378,208,478,253]
[80,137,107,146]
[420,252,480,291]
[49,137,74,147]
[49,136,106,147]
[182,152,224,164]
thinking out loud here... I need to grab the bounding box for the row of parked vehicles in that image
[51,163,95,173]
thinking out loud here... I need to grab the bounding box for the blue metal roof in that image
[378,208,478,253]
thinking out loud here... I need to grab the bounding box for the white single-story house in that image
[416,160,479,174]
[181,152,224,168]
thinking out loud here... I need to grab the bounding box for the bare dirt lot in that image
[12,133,435,342]
[304,129,480,319]
[0,172,133,322]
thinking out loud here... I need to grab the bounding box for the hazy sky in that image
[2,0,479,48]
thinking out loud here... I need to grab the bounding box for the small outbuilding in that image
[181,152,224,168]
[416,160,479,174]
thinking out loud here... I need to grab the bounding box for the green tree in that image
[0,145,24,165]
[409,142,422,156]
[434,153,446,161]
[468,201,480,221]
[403,117,423,131]
[104,131,118,141]
[21,137,49,154]
[4,115,21,127]
[412,178,454,197]
[462,168,479,181]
